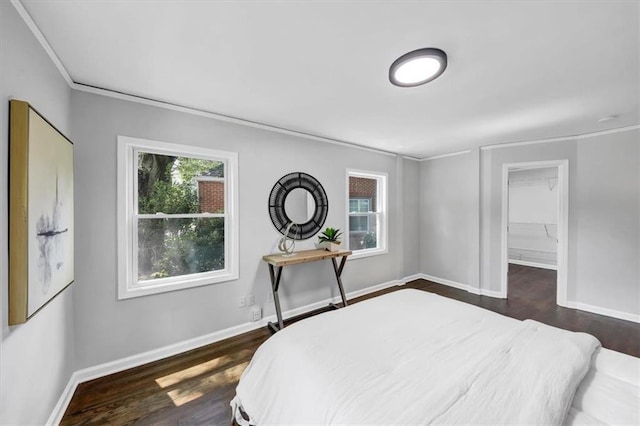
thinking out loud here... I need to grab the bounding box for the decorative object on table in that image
[268,172,328,240]
[316,227,343,252]
[277,222,296,256]
[9,100,74,325]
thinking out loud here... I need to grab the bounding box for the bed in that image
[231,289,639,425]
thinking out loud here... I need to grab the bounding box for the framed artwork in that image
[9,100,74,325]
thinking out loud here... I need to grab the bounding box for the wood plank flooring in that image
[61,265,640,425]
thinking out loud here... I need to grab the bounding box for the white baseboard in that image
[419,273,504,299]
[418,274,639,323]
[509,259,557,270]
[399,273,423,284]
[566,301,640,324]
[46,372,80,425]
[47,276,405,424]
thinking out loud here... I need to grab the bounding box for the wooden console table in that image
[262,249,352,333]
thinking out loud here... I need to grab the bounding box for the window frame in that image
[117,136,239,299]
[345,169,388,259]
[348,198,371,232]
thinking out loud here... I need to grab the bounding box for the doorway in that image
[500,160,568,307]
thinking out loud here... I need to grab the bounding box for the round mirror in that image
[284,188,316,224]
[268,172,328,240]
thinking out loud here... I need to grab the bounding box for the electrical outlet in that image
[239,296,246,308]
[250,307,262,322]
[248,294,255,306]
[267,292,273,303]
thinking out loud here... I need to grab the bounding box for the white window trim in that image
[117,135,239,299]
[345,169,388,260]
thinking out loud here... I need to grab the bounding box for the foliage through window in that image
[347,170,387,257]
[118,137,238,299]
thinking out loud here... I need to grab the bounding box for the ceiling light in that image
[389,48,448,87]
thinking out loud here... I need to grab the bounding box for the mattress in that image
[568,347,640,425]
[233,289,639,425]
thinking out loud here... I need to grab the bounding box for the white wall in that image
[0,4,76,425]
[70,90,411,369]
[508,167,558,224]
[421,130,639,319]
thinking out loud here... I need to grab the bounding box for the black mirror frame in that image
[268,172,328,240]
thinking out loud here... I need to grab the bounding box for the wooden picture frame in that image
[9,100,74,325]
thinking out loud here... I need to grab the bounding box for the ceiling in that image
[19,0,640,159]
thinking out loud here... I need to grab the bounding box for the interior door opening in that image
[501,160,569,306]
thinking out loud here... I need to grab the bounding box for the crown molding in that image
[421,150,471,161]
[11,0,397,159]
[480,124,640,151]
[10,0,73,86]
[12,0,640,162]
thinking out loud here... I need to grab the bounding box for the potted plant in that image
[316,227,343,252]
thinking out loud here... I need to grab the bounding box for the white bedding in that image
[232,289,619,425]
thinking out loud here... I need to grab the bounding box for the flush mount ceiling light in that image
[389,48,448,87]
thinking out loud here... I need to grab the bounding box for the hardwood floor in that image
[61,265,640,425]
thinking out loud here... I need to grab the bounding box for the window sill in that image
[348,247,388,260]
[118,270,238,300]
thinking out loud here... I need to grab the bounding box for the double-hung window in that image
[346,170,387,258]
[117,136,238,299]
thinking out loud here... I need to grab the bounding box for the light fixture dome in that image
[389,48,447,87]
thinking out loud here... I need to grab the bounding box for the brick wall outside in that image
[348,176,378,249]
[348,177,377,208]
[198,180,225,213]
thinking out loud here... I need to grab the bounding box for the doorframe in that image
[500,160,569,306]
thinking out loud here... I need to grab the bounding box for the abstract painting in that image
[9,100,74,325]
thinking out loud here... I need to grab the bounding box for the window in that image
[346,170,387,258]
[117,136,238,299]
[349,198,371,232]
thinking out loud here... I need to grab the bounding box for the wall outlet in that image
[267,292,273,303]
[250,307,262,322]
[248,294,255,306]
[239,296,246,308]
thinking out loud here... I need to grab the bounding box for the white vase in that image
[316,241,341,252]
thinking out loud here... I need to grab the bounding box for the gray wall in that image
[481,140,578,296]
[402,158,420,277]
[421,130,639,318]
[420,150,480,288]
[574,131,639,314]
[70,91,413,369]
[0,4,76,424]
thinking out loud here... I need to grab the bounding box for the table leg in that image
[268,264,284,332]
[331,256,348,307]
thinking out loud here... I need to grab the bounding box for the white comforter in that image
[233,289,600,425]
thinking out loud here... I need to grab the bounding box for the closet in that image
[508,167,558,269]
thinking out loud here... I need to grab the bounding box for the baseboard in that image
[509,259,557,270]
[418,274,638,323]
[399,273,423,284]
[46,371,81,425]
[566,301,640,324]
[47,276,405,424]
[419,273,504,298]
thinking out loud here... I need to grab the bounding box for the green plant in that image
[318,227,342,243]
[362,231,377,249]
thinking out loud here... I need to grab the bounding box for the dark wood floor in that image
[61,264,640,425]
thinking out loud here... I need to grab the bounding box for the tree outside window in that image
[118,136,238,299]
